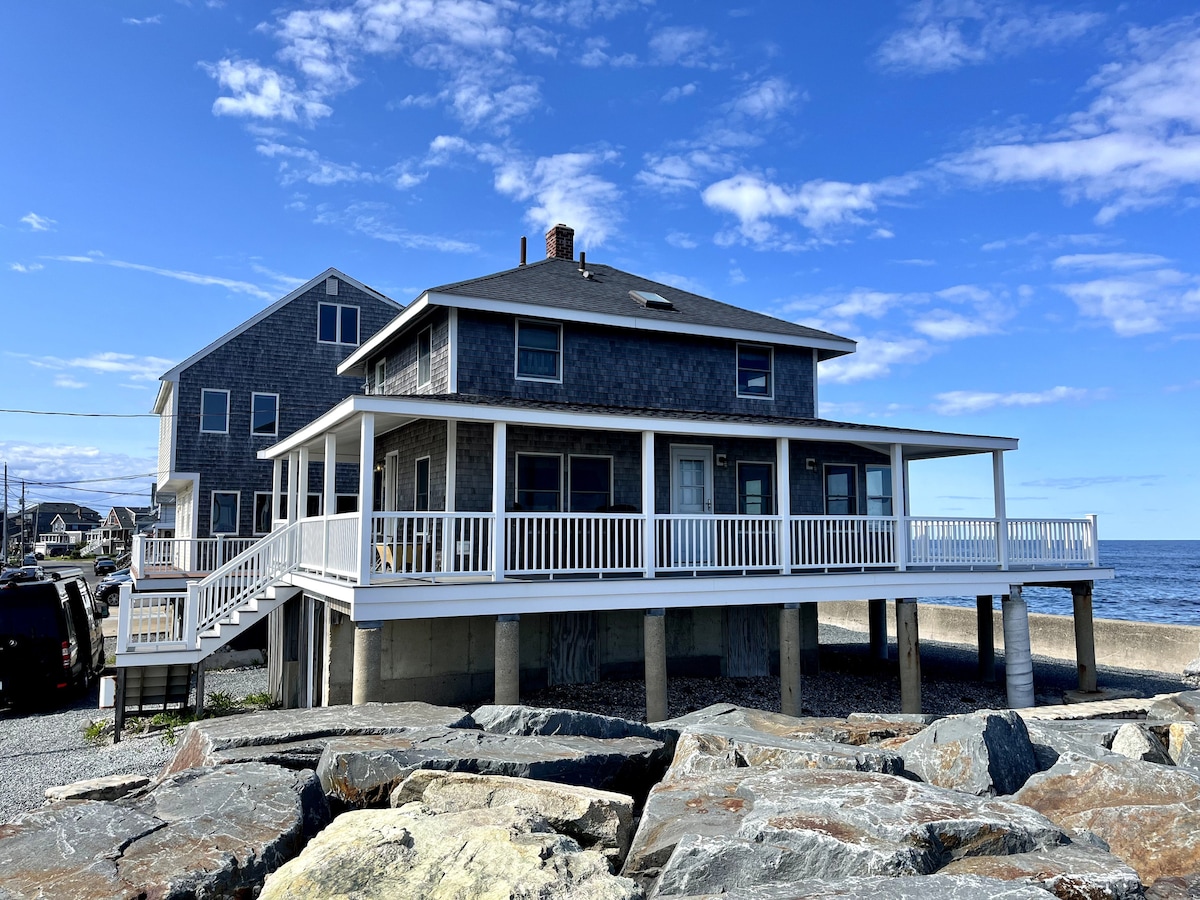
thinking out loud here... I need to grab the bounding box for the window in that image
[417,326,432,386]
[318,302,359,345]
[253,492,273,535]
[515,320,562,382]
[824,464,858,516]
[374,359,386,395]
[737,462,775,515]
[415,457,431,511]
[569,456,612,512]
[251,392,279,436]
[516,454,562,511]
[867,465,893,516]
[336,494,358,514]
[737,344,773,399]
[307,494,322,517]
[200,389,229,434]
[211,491,239,534]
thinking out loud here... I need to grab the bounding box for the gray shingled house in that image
[120,228,1110,721]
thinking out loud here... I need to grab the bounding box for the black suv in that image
[93,557,117,576]
[0,569,108,707]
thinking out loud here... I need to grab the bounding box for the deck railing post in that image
[993,450,1009,570]
[116,582,133,651]
[642,431,656,577]
[491,422,506,581]
[891,443,907,571]
[132,533,144,580]
[184,582,200,648]
[777,437,792,573]
[1086,514,1099,567]
[358,413,376,587]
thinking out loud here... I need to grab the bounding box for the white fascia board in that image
[424,292,856,355]
[339,295,431,375]
[258,395,361,459]
[347,567,1104,622]
[160,268,402,382]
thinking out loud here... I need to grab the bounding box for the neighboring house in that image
[98,506,155,555]
[152,268,403,549]
[8,502,100,552]
[120,227,1110,720]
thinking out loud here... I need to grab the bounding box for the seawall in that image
[818,600,1200,676]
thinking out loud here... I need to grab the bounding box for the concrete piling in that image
[644,609,668,723]
[351,620,382,705]
[896,598,921,714]
[780,604,802,717]
[494,615,521,705]
[976,595,996,683]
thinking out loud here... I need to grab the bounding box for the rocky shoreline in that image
[4,688,1200,897]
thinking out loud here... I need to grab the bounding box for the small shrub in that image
[82,719,110,746]
[205,690,239,714]
[241,691,274,710]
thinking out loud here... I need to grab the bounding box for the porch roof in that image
[259,393,1018,464]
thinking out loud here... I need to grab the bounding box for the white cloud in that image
[912,310,999,340]
[945,21,1200,222]
[493,151,622,247]
[20,212,55,232]
[649,271,707,295]
[123,15,162,25]
[726,76,798,120]
[53,375,87,389]
[1052,252,1171,271]
[933,385,1092,415]
[578,36,637,68]
[820,337,932,383]
[702,173,917,244]
[666,232,698,249]
[255,141,377,185]
[27,352,177,382]
[46,255,278,301]
[0,441,156,509]
[877,1,1103,74]
[203,59,331,123]
[649,25,721,68]
[1056,268,1200,336]
[313,202,479,252]
[662,83,698,103]
[10,262,43,273]
[895,258,936,266]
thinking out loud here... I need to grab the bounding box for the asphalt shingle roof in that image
[430,257,852,353]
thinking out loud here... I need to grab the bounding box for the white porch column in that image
[776,437,791,573]
[323,432,337,576]
[642,431,656,578]
[358,413,376,587]
[491,422,506,581]
[993,450,1009,570]
[890,443,907,571]
[446,420,458,512]
[286,452,300,525]
[271,458,283,527]
[298,447,311,517]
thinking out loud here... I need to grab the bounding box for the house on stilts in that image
[116,224,1112,727]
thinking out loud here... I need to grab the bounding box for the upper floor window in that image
[251,392,279,437]
[417,326,432,386]
[211,491,239,534]
[737,344,773,399]
[515,320,562,382]
[200,389,229,434]
[318,302,359,346]
[866,465,893,516]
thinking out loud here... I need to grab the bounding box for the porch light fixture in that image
[716,453,728,467]
[806,458,818,472]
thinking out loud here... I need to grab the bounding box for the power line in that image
[21,472,157,486]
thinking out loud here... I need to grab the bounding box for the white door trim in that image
[669,444,714,514]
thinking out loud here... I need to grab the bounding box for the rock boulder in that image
[900,710,1039,796]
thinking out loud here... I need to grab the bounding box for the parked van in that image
[0,568,108,707]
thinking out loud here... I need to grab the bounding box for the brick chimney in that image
[545,224,574,260]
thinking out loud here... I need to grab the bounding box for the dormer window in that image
[737,344,772,399]
[515,319,562,382]
[318,303,359,346]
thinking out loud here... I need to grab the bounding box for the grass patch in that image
[82,719,110,745]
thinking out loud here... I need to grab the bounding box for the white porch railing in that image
[655,515,782,572]
[133,535,258,579]
[371,513,494,578]
[906,517,1001,566]
[791,516,898,569]
[297,513,360,580]
[1008,517,1097,567]
[507,513,644,576]
[194,521,302,635]
[117,586,189,648]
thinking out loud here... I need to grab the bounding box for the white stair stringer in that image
[116,523,303,669]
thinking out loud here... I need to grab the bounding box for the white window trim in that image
[210,490,240,535]
[515,451,564,511]
[200,388,230,434]
[250,391,280,437]
[736,460,775,516]
[335,493,359,514]
[823,462,859,516]
[417,325,433,388]
[567,454,614,512]
[736,343,774,401]
[252,491,273,536]
[317,302,361,346]
[305,493,323,517]
[514,319,563,384]
[374,359,387,395]
[414,455,432,511]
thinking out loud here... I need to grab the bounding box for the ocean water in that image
[928,540,1200,627]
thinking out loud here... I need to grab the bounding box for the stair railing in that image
[193,520,303,636]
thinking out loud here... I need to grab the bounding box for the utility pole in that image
[2,462,7,563]
[19,481,25,555]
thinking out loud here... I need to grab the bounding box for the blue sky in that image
[2,1,1198,539]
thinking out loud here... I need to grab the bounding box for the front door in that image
[670,445,714,566]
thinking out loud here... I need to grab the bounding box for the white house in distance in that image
[119,226,1111,725]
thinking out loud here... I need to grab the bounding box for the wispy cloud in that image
[787,282,1011,341]
[932,385,1093,415]
[726,76,799,120]
[313,202,479,253]
[202,58,331,124]
[122,15,163,25]
[0,441,156,508]
[45,255,278,301]
[10,262,44,273]
[662,83,698,103]
[877,1,1103,74]
[944,19,1200,222]
[20,212,55,232]
[820,336,932,383]
[1052,252,1171,271]
[53,375,87,389]
[255,141,377,185]
[1055,267,1200,336]
[649,25,723,68]
[23,351,176,382]
[1021,474,1163,490]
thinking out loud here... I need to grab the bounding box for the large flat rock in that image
[259,805,642,900]
[0,762,329,900]
[162,701,475,774]
[474,703,676,744]
[1146,691,1200,723]
[666,724,904,779]
[662,705,928,746]
[624,767,1066,893]
[656,875,1059,898]
[318,727,669,807]
[900,710,1039,796]
[940,843,1143,899]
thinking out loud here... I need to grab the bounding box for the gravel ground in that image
[0,624,1190,824]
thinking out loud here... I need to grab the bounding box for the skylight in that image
[630,290,675,310]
